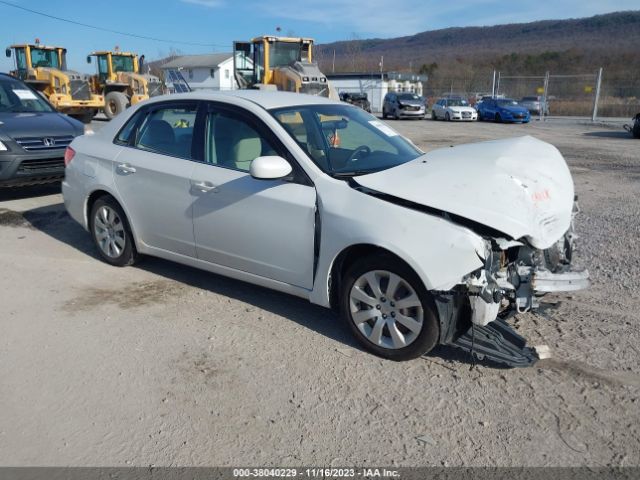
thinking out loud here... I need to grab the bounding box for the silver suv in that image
[520,96,550,116]
[382,92,425,120]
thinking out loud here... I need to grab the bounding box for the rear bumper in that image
[62,178,87,230]
[0,152,65,187]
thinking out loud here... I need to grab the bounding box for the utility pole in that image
[332,49,336,74]
[592,67,603,122]
[541,71,550,122]
[491,70,496,97]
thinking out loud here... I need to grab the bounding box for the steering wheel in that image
[347,145,371,163]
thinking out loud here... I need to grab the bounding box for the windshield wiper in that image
[331,170,376,178]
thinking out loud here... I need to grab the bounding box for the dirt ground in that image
[0,117,638,467]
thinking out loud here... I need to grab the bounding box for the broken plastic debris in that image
[416,434,436,446]
[534,345,552,359]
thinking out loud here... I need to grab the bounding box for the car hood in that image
[399,100,423,107]
[354,136,574,249]
[499,105,529,114]
[0,112,82,139]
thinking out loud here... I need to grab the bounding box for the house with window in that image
[161,53,237,92]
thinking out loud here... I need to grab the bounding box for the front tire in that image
[104,91,129,120]
[340,255,440,361]
[431,110,437,120]
[90,196,138,267]
[445,112,451,121]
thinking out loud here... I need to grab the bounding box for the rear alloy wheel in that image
[90,196,138,267]
[341,255,439,361]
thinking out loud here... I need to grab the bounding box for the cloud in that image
[181,0,224,7]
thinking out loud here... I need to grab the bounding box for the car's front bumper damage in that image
[438,206,589,367]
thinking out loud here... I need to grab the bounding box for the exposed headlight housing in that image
[84,125,94,135]
[0,140,7,151]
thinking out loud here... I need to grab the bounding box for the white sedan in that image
[431,97,478,121]
[62,91,588,362]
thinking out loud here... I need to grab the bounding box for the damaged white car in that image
[62,91,589,365]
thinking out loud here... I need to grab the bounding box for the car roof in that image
[148,90,339,110]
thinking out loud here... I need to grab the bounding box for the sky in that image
[1,0,638,73]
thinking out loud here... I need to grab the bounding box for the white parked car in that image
[432,97,477,121]
[63,91,588,362]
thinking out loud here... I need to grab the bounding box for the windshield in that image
[271,104,422,176]
[398,93,420,101]
[112,55,135,72]
[446,99,468,106]
[0,77,54,113]
[497,99,519,106]
[269,41,301,68]
[30,48,59,69]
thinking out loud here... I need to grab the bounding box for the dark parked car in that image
[339,92,371,112]
[477,97,530,123]
[0,73,85,187]
[624,113,640,138]
[382,92,426,120]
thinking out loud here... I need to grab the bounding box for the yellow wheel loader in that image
[5,42,104,123]
[87,50,164,120]
[233,36,337,99]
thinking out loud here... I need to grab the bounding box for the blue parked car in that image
[477,97,530,123]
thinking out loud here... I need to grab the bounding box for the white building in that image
[327,72,427,113]
[162,53,237,92]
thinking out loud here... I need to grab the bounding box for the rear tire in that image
[89,196,138,267]
[340,254,440,361]
[104,91,129,120]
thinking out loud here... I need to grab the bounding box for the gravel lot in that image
[0,117,638,467]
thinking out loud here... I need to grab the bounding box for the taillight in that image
[64,146,75,167]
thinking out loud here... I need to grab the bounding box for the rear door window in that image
[133,103,198,159]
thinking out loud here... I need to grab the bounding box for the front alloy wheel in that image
[341,256,439,360]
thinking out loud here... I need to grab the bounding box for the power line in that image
[0,0,228,48]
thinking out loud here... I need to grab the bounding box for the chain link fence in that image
[422,69,640,119]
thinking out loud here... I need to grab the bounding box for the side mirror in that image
[250,156,292,180]
[86,56,92,64]
[5,49,11,58]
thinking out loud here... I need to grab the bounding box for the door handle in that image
[117,163,137,174]
[192,180,218,193]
